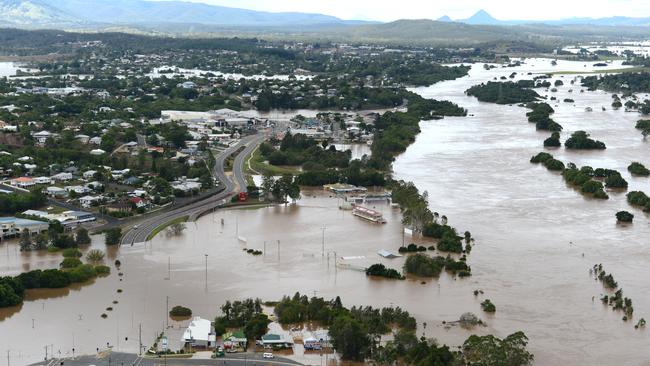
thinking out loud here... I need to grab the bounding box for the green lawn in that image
[247,148,300,176]
[146,215,188,241]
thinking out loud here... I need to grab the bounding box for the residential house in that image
[83,170,98,180]
[52,172,73,182]
[128,196,148,209]
[46,186,68,198]
[78,195,103,208]
[10,177,35,188]
[90,149,106,156]
[33,177,51,185]
[32,131,58,146]
[89,136,102,145]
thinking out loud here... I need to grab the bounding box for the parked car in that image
[263,352,274,359]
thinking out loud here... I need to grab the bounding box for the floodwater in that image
[0,62,21,78]
[2,57,650,366]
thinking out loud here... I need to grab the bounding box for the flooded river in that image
[2,58,650,366]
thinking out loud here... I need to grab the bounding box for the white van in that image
[263,352,274,359]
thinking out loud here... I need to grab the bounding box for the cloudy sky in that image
[166,0,650,21]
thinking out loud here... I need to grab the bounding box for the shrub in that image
[86,249,105,262]
[365,264,404,280]
[62,248,82,258]
[60,258,82,269]
[604,173,628,189]
[616,211,634,223]
[95,265,110,275]
[169,305,193,317]
[75,228,92,245]
[481,299,496,313]
[530,152,553,164]
[628,162,650,176]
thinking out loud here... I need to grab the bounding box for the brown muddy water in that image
[2,58,650,366]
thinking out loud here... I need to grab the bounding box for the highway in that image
[120,134,264,245]
[31,352,304,366]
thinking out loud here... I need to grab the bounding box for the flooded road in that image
[2,58,650,366]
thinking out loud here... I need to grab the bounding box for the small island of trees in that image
[365,264,405,280]
[466,81,540,104]
[628,162,650,177]
[169,305,192,317]
[616,211,634,223]
[564,131,606,150]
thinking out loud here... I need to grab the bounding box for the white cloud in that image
[155,0,650,21]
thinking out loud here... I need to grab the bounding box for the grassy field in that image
[548,67,650,75]
[146,215,188,241]
[246,148,300,176]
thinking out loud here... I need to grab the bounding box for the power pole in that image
[277,240,280,261]
[204,254,208,291]
[321,226,326,257]
[139,323,142,356]
[165,296,169,328]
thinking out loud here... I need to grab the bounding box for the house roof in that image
[13,177,33,182]
[181,317,212,342]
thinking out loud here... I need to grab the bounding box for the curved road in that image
[121,134,264,245]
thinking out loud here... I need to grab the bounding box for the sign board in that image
[161,336,168,351]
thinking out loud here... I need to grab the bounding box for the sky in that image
[159,0,650,21]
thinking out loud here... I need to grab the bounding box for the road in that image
[30,352,304,366]
[120,135,264,245]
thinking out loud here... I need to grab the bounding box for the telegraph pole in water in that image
[321,226,326,257]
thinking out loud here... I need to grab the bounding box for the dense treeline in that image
[262,134,351,169]
[0,190,47,215]
[213,298,270,342]
[274,292,415,361]
[582,73,650,93]
[403,253,471,278]
[0,265,109,308]
[466,82,540,104]
[391,181,473,253]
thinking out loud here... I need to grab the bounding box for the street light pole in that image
[321,226,326,257]
[204,254,208,291]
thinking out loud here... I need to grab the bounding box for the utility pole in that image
[165,296,169,328]
[321,226,326,257]
[139,323,142,356]
[204,254,208,291]
[402,225,405,248]
[277,240,280,261]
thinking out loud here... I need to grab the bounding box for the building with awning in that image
[181,317,215,349]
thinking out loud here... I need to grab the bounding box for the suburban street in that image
[120,134,264,245]
[30,352,304,366]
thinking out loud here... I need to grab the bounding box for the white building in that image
[52,172,73,182]
[33,177,52,185]
[181,317,215,348]
[78,195,103,208]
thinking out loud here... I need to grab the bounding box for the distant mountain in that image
[450,9,650,27]
[459,10,501,25]
[0,0,78,27]
[437,15,452,22]
[0,0,372,29]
